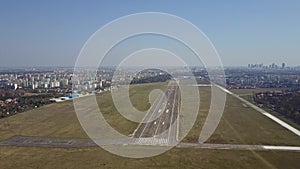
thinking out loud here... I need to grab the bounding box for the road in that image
[2,135,300,152]
[131,80,179,146]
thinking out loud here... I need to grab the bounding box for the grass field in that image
[182,86,300,146]
[207,93,300,145]
[96,82,168,135]
[0,82,167,141]
[0,101,87,141]
[1,146,300,169]
[0,82,300,169]
[231,88,300,131]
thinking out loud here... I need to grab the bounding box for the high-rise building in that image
[282,63,286,69]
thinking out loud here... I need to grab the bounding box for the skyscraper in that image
[282,63,286,69]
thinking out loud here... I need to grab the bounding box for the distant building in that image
[282,63,286,69]
[13,83,18,90]
[69,93,80,99]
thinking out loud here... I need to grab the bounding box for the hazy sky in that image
[0,0,299,67]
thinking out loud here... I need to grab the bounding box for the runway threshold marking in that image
[2,135,300,152]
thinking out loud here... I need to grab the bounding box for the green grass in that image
[1,82,299,146]
[182,86,300,146]
[240,94,300,131]
[0,82,300,169]
[0,101,88,141]
[181,86,211,143]
[129,82,168,112]
[0,146,299,169]
[0,82,168,141]
[96,82,168,135]
[231,88,300,131]
[207,94,300,145]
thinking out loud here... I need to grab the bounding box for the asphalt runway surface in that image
[131,80,179,146]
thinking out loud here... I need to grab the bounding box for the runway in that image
[131,80,179,146]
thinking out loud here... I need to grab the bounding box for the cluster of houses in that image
[0,98,18,106]
[0,98,19,116]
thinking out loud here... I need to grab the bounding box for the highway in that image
[131,80,179,146]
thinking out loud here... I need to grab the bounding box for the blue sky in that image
[0,0,299,67]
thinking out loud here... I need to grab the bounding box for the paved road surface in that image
[1,135,300,152]
[132,80,179,146]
